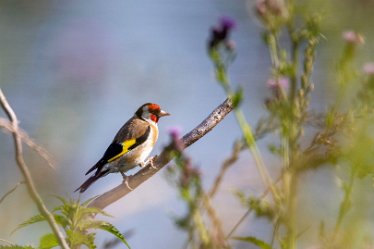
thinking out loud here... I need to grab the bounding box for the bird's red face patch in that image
[147,103,161,113]
[150,114,159,123]
[146,104,161,123]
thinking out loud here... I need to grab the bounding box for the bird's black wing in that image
[128,125,150,150]
[85,142,123,175]
[84,126,151,176]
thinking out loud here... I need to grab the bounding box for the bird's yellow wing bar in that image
[107,139,136,163]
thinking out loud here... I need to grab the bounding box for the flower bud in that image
[267,76,289,99]
[342,31,365,45]
[363,62,374,76]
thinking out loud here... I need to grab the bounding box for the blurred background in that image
[0,0,373,248]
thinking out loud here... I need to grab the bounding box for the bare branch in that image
[0,238,14,245]
[0,88,70,249]
[89,98,234,210]
[202,194,229,248]
[225,176,281,239]
[0,118,55,169]
[0,181,25,205]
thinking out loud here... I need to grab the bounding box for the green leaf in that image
[98,222,131,249]
[216,67,229,86]
[12,213,69,234]
[209,49,220,64]
[51,195,69,206]
[81,196,100,207]
[56,203,74,221]
[77,219,107,231]
[174,216,190,229]
[232,236,272,249]
[234,190,248,207]
[53,214,69,228]
[180,188,191,202]
[305,14,321,38]
[66,229,96,249]
[79,207,112,218]
[84,234,96,249]
[232,88,243,109]
[39,234,58,249]
[12,214,46,234]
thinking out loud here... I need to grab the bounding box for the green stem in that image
[289,33,299,105]
[284,169,298,249]
[268,32,280,69]
[233,109,279,200]
[212,50,279,201]
[333,168,356,237]
[282,20,301,249]
[193,208,210,246]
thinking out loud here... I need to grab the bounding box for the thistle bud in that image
[342,31,365,45]
[168,127,184,153]
[363,62,374,76]
[255,0,288,26]
[267,76,289,98]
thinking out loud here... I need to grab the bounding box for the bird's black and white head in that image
[135,103,170,123]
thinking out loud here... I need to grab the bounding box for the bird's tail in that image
[74,170,109,193]
[85,159,106,175]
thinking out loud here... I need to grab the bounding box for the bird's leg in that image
[120,171,127,179]
[141,156,158,170]
[150,155,158,169]
[120,171,133,191]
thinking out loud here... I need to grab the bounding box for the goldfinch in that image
[75,103,170,193]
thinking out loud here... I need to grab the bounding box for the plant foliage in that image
[12,196,131,249]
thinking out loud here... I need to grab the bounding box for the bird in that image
[75,103,170,193]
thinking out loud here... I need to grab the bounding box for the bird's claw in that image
[141,156,158,170]
[120,171,127,179]
[149,156,158,170]
[125,179,133,191]
[121,174,133,191]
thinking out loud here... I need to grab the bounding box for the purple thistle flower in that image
[208,16,237,49]
[219,16,236,31]
[168,126,184,152]
[168,126,182,139]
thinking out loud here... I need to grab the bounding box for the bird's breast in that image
[108,123,158,172]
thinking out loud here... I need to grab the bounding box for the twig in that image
[0,181,25,205]
[0,238,14,245]
[226,208,252,239]
[0,118,55,169]
[0,89,70,249]
[202,194,229,248]
[225,176,281,239]
[89,98,234,210]
[333,167,356,239]
[208,116,279,199]
[208,140,242,198]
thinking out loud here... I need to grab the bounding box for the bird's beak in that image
[159,110,170,117]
